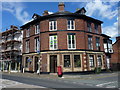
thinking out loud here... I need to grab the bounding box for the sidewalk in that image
[2,71,119,79]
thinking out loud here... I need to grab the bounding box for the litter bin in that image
[57,66,63,77]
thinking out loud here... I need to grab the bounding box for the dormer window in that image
[75,7,86,15]
[33,16,37,19]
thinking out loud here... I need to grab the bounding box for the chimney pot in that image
[43,10,49,16]
[58,2,65,12]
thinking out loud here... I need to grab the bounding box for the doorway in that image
[50,55,57,73]
[35,57,39,72]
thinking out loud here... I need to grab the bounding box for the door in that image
[35,57,39,72]
[50,55,57,73]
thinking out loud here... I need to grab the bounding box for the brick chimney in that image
[10,25,18,29]
[58,2,65,12]
[43,10,49,16]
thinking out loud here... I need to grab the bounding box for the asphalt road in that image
[1,74,94,88]
[1,72,119,89]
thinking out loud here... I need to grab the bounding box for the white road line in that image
[106,85,116,88]
[96,81,117,87]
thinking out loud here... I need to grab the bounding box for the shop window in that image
[64,55,71,67]
[97,55,102,67]
[89,55,94,67]
[74,55,81,67]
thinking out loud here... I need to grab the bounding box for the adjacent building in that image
[21,3,108,73]
[102,34,113,69]
[0,25,22,72]
[111,36,120,71]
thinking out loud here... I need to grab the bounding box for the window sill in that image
[68,48,76,50]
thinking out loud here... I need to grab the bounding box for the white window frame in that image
[26,28,30,37]
[67,34,76,49]
[89,55,94,67]
[26,40,29,53]
[64,55,71,68]
[49,35,58,50]
[74,55,81,67]
[87,22,92,32]
[96,37,100,50]
[97,55,102,67]
[95,24,98,33]
[88,36,93,50]
[49,21,57,31]
[35,24,40,34]
[35,37,40,52]
[67,20,75,30]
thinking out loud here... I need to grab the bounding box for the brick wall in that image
[23,17,103,53]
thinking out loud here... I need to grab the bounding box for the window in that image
[97,55,102,67]
[95,24,98,33]
[108,40,113,53]
[87,22,92,32]
[64,55,71,67]
[35,37,40,52]
[74,55,81,67]
[67,20,75,30]
[49,21,57,31]
[25,40,29,53]
[89,55,94,67]
[96,37,100,50]
[68,34,76,49]
[35,24,40,34]
[49,35,57,50]
[26,28,30,37]
[88,35,93,50]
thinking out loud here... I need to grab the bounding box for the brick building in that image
[21,3,108,73]
[111,36,120,71]
[0,25,22,72]
[101,34,113,69]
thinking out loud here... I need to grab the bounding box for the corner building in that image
[21,3,106,73]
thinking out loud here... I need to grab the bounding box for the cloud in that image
[85,0,118,19]
[48,11,53,14]
[102,18,118,38]
[2,2,30,24]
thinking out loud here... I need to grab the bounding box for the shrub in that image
[94,67,101,74]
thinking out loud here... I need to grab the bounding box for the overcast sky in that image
[1,0,120,43]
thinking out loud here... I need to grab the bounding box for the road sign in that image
[27,58,32,62]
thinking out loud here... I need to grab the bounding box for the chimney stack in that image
[43,10,49,16]
[58,2,65,12]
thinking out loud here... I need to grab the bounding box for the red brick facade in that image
[111,36,120,70]
[21,3,107,73]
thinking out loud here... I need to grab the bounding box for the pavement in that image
[1,71,120,89]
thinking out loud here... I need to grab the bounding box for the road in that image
[1,72,119,89]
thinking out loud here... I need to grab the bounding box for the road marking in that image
[106,85,116,88]
[73,82,77,84]
[96,81,117,87]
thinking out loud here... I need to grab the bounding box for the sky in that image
[0,0,120,43]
